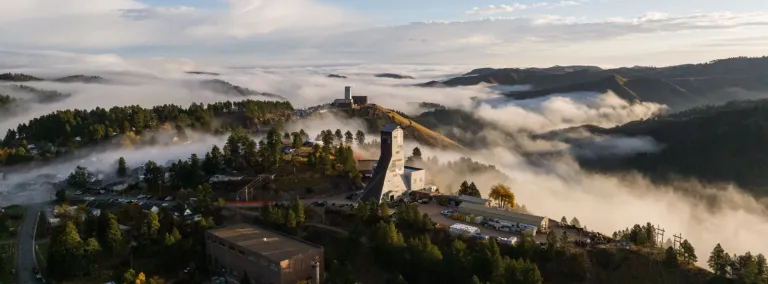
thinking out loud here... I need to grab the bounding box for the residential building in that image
[206,223,323,284]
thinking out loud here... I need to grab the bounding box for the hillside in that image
[574,99,768,194]
[0,73,43,82]
[429,56,768,111]
[315,104,464,151]
[0,85,71,104]
[375,73,415,79]
[54,75,107,83]
[199,79,287,100]
[505,75,642,104]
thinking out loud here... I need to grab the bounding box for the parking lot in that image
[419,203,591,244]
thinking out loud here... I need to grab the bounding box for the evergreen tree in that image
[560,216,568,225]
[105,213,123,256]
[709,243,729,276]
[286,210,297,229]
[334,129,343,143]
[143,160,164,195]
[412,147,422,159]
[355,130,365,146]
[292,132,303,149]
[67,165,93,189]
[757,253,767,279]
[680,239,697,265]
[292,196,305,224]
[664,246,679,267]
[344,130,354,145]
[117,157,128,177]
[47,221,84,280]
[146,211,160,239]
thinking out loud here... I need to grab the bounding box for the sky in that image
[1,0,767,68]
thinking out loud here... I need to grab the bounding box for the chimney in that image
[344,86,351,100]
[311,261,320,284]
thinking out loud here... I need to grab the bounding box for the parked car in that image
[440,209,455,216]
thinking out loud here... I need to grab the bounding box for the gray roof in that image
[208,223,322,262]
[458,195,489,204]
[381,124,400,133]
[458,202,548,227]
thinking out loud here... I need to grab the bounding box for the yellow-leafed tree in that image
[489,184,515,209]
[135,272,146,284]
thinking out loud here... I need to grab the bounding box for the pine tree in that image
[286,210,297,229]
[560,216,568,225]
[117,157,127,177]
[344,130,354,145]
[680,239,697,265]
[292,196,305,224]
[292,133,303,149]
[105,214,123,256]
[708,243,729,276]
[355,130,365,146]
[664,246,678,267]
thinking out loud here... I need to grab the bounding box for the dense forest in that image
[0,72,43,82]
[580,99,768,195]
[0,100,294,166]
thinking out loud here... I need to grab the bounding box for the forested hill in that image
[426,56,768,111]
[0,100,294,166]
[579,99,768,194]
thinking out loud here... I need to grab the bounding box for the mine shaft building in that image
[358,124,426,203]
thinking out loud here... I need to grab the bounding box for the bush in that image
[2,205,24,219]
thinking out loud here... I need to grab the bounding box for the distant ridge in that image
[200,79,287,101]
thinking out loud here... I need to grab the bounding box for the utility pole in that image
[673,233,683,252]
[656,225,665,248]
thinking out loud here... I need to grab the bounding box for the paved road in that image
[18,203,45,284]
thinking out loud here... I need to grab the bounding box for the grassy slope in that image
[336,104,464,150]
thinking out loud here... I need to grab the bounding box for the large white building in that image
[359,124,426,203]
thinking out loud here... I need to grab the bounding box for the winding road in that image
[17,202,45,284]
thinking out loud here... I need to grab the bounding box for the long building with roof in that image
[205,223,323,284]
[358,124,426,203]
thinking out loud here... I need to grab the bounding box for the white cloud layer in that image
[466,1,585,15]
[0,0,766,66]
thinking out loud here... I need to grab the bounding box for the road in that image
[18,202,45,284]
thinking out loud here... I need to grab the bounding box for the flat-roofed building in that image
[205,223,324,284]
[458,202,549,233]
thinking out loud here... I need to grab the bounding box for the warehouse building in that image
[458,202,549,233]
[205,223,324,284]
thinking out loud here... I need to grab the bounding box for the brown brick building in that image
[206,223,324,284]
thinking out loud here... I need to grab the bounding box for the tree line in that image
[0,99,294,166]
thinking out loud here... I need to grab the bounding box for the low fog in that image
[473,91,668,133]
[415,141,768,268]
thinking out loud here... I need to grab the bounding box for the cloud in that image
[418,144,768,268]
[2,0,767,67]
[472,91,667,133]
[0,0,358,50]
[466,1,585,15]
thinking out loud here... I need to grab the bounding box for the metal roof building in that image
[458,202,549,232]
